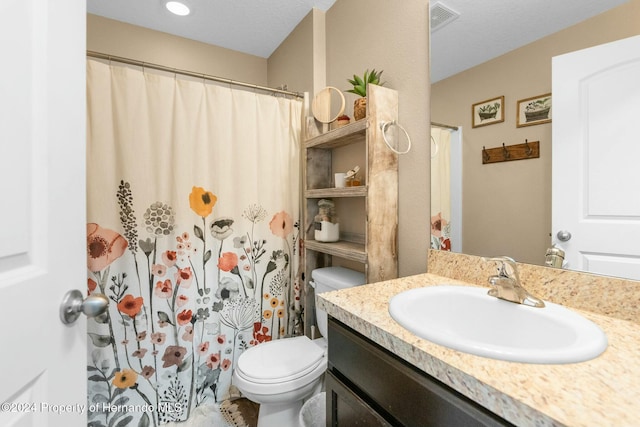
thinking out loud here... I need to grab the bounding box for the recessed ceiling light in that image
[166,1,190,16]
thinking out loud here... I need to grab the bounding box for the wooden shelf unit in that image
[303,84,399,337]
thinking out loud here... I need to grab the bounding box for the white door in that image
[552,35,640,279]
[0,1,87,426]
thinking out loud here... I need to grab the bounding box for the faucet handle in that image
[481,256,518,277]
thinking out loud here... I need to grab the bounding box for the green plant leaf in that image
[157,310,173,325]
[194,224,204,240]
[138,413,150,427]
[112,416,133,427]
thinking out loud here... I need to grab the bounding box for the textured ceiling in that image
[430,0,629,82]
[87,0,629,82]
[86,0,338,58]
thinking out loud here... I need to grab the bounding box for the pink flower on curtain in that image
[154,280,173,298]
[430,212,446,237]
[151,332,166,345]
[162,250,178,267]
[206,352,221,369]
[182,325,194,342]
[162,346,187,368]
[86,223,128,272]
[177,294,189,307]
[152,264,167,277]
[197,342,210,355]
[175,267,193,287]
[269,211,293,238]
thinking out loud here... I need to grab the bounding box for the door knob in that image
[60,290,109,324]
[557,230,572,242]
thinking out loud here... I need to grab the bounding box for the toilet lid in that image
[237,336,325,384]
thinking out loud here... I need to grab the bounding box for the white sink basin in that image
[388,285,608,364]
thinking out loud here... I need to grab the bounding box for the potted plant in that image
[346,69,384,121]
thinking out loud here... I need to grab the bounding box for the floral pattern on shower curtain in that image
[86,59,302,426]
[430,128,452,251]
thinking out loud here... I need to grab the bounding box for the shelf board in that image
[305,186,367,199]
[305,120,367,149]
[305,239,367,263]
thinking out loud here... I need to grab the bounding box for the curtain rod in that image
[431,121,459,131]
[87,50,304,99]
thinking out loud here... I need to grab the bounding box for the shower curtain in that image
[430,127,452,251]
[86,59,302,426]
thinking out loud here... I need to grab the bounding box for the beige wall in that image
[87,14,267,85]
[267,11,315,94]
[431,0,640,265]
[325,0,431,277]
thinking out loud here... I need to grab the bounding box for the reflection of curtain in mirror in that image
[430,128,452,250]
[86,59,302,425]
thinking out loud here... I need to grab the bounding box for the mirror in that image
[312,86,346,124]
[430,1,638,275]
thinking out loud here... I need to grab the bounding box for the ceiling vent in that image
[430,2,460,32]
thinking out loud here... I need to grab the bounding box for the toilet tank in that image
[311,267,365,338]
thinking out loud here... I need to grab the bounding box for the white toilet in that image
[233,266,365,427]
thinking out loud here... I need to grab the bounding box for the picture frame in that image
[516,93,551,127]
[472,96,504,128]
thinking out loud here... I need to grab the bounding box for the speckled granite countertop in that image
[317,273,640,427]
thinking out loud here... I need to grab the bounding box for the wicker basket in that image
[353,97,367,121]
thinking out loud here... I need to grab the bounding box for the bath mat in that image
[220,398,259,427]
[159,399,257,427]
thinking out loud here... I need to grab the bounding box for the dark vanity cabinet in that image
[326,318,514,427]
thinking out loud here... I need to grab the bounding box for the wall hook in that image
[481,140,540,164]
[502,143,510,159]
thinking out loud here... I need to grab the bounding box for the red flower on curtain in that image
[88,278,97,294]
[87,223,128,272]
[117,294,144,318]
[252,321,272,344]
[177,309,193,326]
[218,252,238,272]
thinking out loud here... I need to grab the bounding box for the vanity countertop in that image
[316,273,640,427]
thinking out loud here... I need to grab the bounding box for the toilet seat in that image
[236,336,325,384]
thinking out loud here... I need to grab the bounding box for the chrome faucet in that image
[482,256,545,308]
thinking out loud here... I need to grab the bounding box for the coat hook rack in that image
[482,139,540,164]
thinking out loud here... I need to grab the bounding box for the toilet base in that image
[257,401,303,427]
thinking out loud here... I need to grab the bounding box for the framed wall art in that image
[517,93,551,127]
[472,96,504,128]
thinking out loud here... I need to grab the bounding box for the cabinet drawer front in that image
[328,319,513,427]
[326,371,393,427]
